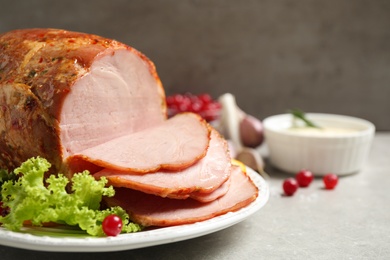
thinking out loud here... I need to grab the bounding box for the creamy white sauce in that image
[284,127,358,136]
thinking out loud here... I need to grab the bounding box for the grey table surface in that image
[1,132,389,260]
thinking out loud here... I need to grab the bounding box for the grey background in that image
[1,2,390,259]
[1,0,389,130]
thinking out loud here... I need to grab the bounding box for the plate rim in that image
[0,167,269,252]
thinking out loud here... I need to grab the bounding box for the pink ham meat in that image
[189,176,231,202]
[0,28,166,176]
[93,129,231,200]
[104,165,258,227]
[69,113,210,173]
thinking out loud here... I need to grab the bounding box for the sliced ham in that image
[189,176,231,202]
[69,113,210,174]
[93,128,230,200]
[103,165,259,227]
[0,28,166,176]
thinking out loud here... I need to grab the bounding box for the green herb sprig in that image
[288,109,321,128]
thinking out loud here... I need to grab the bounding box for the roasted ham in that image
[0,28,166,175]
[0,28,259,229]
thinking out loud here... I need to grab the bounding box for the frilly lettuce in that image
[0,157,142,236]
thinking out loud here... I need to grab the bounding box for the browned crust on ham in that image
[0,28,166,173]
[0,28,165,119]
[0,83,61,173]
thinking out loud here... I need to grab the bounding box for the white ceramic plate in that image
[0,167,269,252]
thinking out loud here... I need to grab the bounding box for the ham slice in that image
[189,176,231,202]
[93,128,231,200]
[103,165,259,227]
[69,113,210,174]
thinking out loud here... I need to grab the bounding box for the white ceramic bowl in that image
[263,113,375,176]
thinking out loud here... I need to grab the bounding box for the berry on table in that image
[283,178,299,196]
[323,173,338,190]
[295,170,314,187]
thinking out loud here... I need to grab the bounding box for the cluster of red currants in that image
[166,93,222,122]
[283,170,338,196]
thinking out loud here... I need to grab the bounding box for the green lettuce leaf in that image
[0,157,142,236]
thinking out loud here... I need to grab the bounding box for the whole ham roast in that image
[0,28,258,227]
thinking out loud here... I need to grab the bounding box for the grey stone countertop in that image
[1,133,389,260]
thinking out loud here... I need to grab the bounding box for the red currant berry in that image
[166,93,221,121]
[198,93,212,104]
[283,178,299,196]
[190,101,203,113]
[102,214,123,237]
[166,95,176,106]
[178,102,190,112]
[201,102,221,121]
[172,94,184,104]
[295,170,314,187]
[323,173,338,189]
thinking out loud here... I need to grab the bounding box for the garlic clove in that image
[236,148,269,179]
[239,114,264,148]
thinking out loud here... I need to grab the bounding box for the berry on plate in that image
[102,214,123,236]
